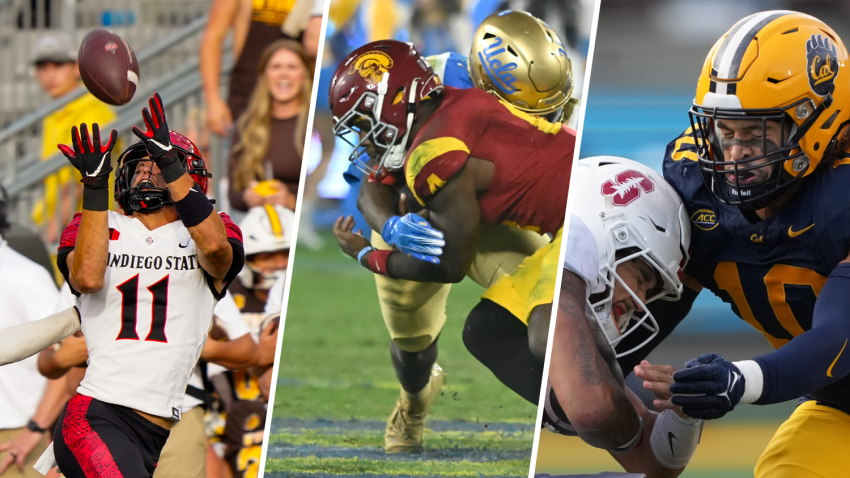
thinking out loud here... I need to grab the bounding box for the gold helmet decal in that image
[469,11,573,116]
[349,51,394,85]
[806,34,838,96]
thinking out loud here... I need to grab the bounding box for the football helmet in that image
[115,131,211,213]
[690,11,850,210]
[572,157,690,357]
[329,40,442,175]
[469,11,573,120]
[238,204,294,290]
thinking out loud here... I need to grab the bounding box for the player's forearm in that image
[201,334,257,369]
[739,264,850,405]
[168,174,233,278]
[69,209,109,293]
[377,251,467,283]
[551,272,640,449]
[357,180,397,232]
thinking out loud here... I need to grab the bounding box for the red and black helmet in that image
[115,131,211,213]
[329,40,442,175]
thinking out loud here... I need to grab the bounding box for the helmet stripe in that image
[264,204,284,238]
[712,11,792,93]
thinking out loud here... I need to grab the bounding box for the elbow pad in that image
[650,410,703,469]
[0,306,80,366]
[610,416,644,454]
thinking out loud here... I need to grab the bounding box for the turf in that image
[268,232,537,476]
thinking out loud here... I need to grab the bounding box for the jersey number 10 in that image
[116,274,169,342]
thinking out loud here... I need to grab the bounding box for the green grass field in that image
[266,232,537,477]
[266,232,794,477]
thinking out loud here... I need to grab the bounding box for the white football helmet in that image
[238,204,295,290]
[571,157,690,357]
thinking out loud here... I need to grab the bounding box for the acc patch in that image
[349,51,394,85]
[601,170,654,207]
[691,208,718,231]
[806,34,838,96]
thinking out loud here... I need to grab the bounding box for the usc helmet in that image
[571,157,690,358]
[690,11,850,210]
[115,131,211,213]
[468,11,573,120]
[329,40,442,175]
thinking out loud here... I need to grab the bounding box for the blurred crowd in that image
[1,1,323,478]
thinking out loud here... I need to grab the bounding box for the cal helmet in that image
[469,11,573,121]
[238,204,295,290]
[329,40,442,175]
[690,11,850,210]
[115,131,211,213]
[571,157,690,357]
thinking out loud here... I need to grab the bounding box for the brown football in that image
[78,29,139,106]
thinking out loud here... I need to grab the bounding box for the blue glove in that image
[381,214,445,264]
[669,353,745,420]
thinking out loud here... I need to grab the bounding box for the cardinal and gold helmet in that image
[689,11,850,210]
[468,11,573,121]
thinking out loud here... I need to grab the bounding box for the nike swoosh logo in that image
[668,432,677,456]
[827,339,848,377]
[178,239,190,248]
[730,371,741,391]
[788,223,815,238]
[86,153,108,177]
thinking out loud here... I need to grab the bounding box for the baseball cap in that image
[32,32,77,65]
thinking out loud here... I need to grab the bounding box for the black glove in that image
[58,123,117,211]
[131,92,185,183]
[669,353,746,420]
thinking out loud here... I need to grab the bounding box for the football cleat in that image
[384,364,445,453]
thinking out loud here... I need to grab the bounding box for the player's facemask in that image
[117,156,173,213]
[689,98,829,211]
[590,229,682,358]
[332,77,422,177]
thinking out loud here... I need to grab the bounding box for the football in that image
[78,29,139,106]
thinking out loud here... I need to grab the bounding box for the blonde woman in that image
[229,39,311,212]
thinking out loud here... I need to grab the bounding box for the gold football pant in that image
[373,224,549,352]
[153,407,206,478]
[755,400,850,477]
[481,227,562,325]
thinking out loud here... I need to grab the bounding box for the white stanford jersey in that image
[59,210,243,420]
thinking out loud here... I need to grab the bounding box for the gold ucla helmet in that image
[689,11,850,210]
[469,11,573,119]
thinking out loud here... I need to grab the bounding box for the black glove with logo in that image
[58,123,117,211]
[131,92,185,184]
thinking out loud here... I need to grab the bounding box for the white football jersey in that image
[67,211,236,420]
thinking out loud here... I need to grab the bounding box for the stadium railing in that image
[0,10,233,241]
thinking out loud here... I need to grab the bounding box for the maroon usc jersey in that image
[404,87,575,235]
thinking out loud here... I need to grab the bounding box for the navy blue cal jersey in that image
[663,127,850,409]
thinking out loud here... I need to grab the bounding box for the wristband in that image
[733,360,764,404]
[367,249,392,277]
[81,186,109,211]
[650,409,703,469]
[173,183,214,228]
[156,150,186,184]
[357,246,375,264]
[27,419,46,434]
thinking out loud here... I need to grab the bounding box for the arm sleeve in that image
[56,213,83,296]
[753,262,850,404]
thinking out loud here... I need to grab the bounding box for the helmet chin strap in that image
[384,78,419,172]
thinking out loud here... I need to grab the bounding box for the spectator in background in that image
[201,0,323,138]
[229,40,311,212]
[0,191,68,478]
[31,32,115,245]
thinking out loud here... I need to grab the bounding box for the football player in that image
[45,93,245,478]
[543,157,700,477]
[330,26,575,451]
[638,11,850,477]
